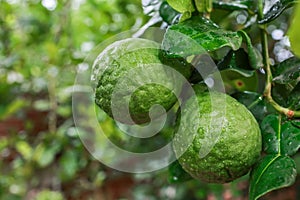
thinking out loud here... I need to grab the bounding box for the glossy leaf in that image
[162,16,242,58]
[166,0,195,15]
[249,155,297,200]
[194,0,212,13]
[194,0,205,13]
[213,68,259,93]
[258,0,297,24]
[281,121,300,156]
[261,114,281,154]
[205,0,212,12]
[238,31,263,69]
[289,1,300,57]
[159,50,193,78]
[168,160,192,183]
[159,1,180,24]
[271,83,291,108]
[213,0,253,11]
[218,49,256,77]
[261,114,300,156]
[232,91,267,123]
[272,56,300,84]
[287,82,300,110]
[292,119,300,128]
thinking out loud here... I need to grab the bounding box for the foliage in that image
[0,0,300,199]
[152,0,300,199]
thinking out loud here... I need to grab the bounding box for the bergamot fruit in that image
[173,89,261,183]
[92,38,184,124]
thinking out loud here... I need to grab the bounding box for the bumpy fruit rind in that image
[93,38,181,124]
[173,90,261,183]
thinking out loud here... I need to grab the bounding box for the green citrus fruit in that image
[173,89,261,183]
[93,38,184,124]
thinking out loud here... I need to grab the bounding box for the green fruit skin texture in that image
[173,90,262,183]
[93,38,179,124]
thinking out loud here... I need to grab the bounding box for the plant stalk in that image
[258,0,300,118]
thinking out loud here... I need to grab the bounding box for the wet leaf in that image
[238,31,263,69]
[249,155,297,200]
[159,50,193,78]
[287,82,300,110]
[271,83,292,108]
[213,68,259,93]
[162,16,242,58]
[291,119,300,128]
[261,114,300,156]
[159,1,180,24]
[232,91,267,123]
[166,0,195,15]
[258,0,296,24]
[217,49,256,77]
[213,0,254,12]
[194,0,212,13]
[272,56,300,84]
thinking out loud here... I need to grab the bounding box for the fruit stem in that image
[258,0,300,118]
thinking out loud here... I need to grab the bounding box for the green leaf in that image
[213,68,259,93]
[261,114,300,156]
[213,0,254,12]
[205,0,212,12]
[249,155,297,200]
[32,143,61,168]
[292,119,300,128]
[261,114,281,154]
[218,49,256,77]
[287,82,300,110]
[166,0,195,14]
[0,138,8,152]
[0,99,27,120]
[281,121,300,156]
[162,16,242,58]
[271,83,291,108]
[59,150,78,181]
[232,91,267,123]
[15,141,33,161]
[168,160,192,183]
[272,56,300,84]
[238,31,263,69]
[159,50,193,78]
[258,0,297,24]
[289,2,300,57]
[194,0,212,13]
[36,190,65,200]
[159,1,180,24]
[194,0,205,13]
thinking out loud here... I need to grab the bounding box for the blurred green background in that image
[0,0,300,199]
